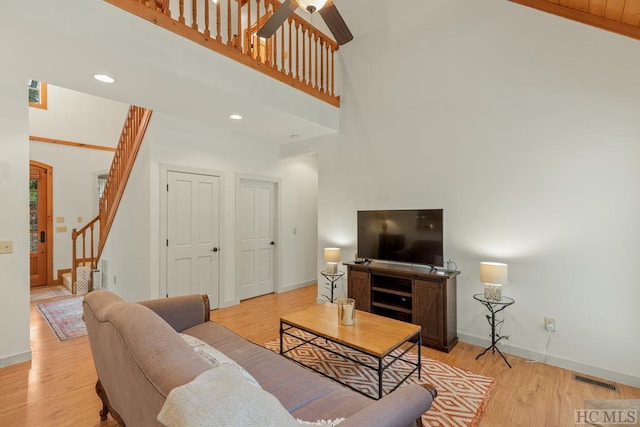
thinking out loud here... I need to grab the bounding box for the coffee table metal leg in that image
[378,357,383,400]
[279,321,283,355]
[418,334,422,380]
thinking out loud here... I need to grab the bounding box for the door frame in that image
[29,160,53,287]
[234,174,281,305]
[159,164,224,303]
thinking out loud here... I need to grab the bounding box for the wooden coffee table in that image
[279,303,421,399]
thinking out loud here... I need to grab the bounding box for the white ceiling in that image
[6,0,353,145]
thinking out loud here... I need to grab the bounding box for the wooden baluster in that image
[237,0,242,50]
[273,27,278,69]
[295,21,300,80]
[309,32,318,89]
[246,0,251,55]
[90,223,95,261]
[82,233,87,266]
[192,0,198,30]
[308,30,312,86]
[163,0,170,16]
[256,0,261,61]
[281,21,285,73]
[325,42,329,94]
[302,26,306,84]
[204,0,210,38]
[288,19,293,77]
[320,38,324,93]
[179,0,185,24]
[216,0,221,41]
[227,0,232,45]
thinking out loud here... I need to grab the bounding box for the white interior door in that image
[167,171,220,308]
[238,179,276,300]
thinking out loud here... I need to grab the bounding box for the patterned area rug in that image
[265,332,495,427]
[36,296,87,341]
[30,285,72,302]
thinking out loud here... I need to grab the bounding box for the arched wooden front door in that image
[29,161,53,287]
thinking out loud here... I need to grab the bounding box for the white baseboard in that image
[458,333,640,388]
[0,349,32,368]
[278,279,316,294]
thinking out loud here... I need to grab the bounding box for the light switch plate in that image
[0,240,13,254]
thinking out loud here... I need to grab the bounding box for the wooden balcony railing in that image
[104,0,340,106]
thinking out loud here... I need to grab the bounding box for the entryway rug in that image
[265,333,495,427]
[30,285,71,302]
[36,296,87,341]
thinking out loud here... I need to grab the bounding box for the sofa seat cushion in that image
[182,321,373,421]
[158,365,301,427]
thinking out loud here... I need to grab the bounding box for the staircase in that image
[63,105,152,294]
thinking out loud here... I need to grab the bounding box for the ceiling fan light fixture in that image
[297,0,328,13]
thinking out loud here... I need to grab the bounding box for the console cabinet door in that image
[413,279,445,347]
[348,269,371,312]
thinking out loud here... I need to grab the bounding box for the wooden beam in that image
[29,136,116,152]
[510,0,640,41]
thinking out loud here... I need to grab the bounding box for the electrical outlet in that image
[544,317,556,332]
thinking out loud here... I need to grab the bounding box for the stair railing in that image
[104,0,340,106]
[71,215,100,294]
[97,105,153,265]
[69,105,152,293]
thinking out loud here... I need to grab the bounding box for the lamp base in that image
[326,263,337,274]
[484,284,502,302]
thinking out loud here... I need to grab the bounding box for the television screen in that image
[357,209,443,266]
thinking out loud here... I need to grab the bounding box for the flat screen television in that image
[357,209,444,267]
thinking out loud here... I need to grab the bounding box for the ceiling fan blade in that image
[257,0,298,39]
[319,3,353,45]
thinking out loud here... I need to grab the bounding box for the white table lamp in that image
[480,262,508,302]
[324,248,341,274]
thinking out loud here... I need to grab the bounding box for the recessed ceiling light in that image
[229,114,243,120]
[93,74,116,84]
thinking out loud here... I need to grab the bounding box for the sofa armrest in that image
[339,384,436,427]
[139,294,210,332]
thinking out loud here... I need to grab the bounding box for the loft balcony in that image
[105,0,342,107]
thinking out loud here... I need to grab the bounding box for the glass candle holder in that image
[336,298,355,326]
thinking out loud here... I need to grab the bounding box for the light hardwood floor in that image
[1,284,638,426]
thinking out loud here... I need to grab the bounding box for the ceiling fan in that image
[257,0,353,45]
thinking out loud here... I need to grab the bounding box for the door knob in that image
[40,231,46,243]
[211,247,219,252]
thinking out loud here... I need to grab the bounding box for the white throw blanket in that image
[158,365,301,427]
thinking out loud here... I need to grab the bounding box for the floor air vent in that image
[573,374,617,391]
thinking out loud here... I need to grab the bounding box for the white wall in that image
[0,71,31,367]
[29,85,129,148]
[0,0,330,366]
[313,0,640,386]
[101,113,319,304]
[29,142,114,279]
[28,85,128,279]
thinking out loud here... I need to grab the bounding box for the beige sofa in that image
[83,291,436,427]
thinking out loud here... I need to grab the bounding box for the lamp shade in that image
[324,248,341,263]
[480,262,508,284]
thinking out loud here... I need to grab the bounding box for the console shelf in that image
[346,261,459,352]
